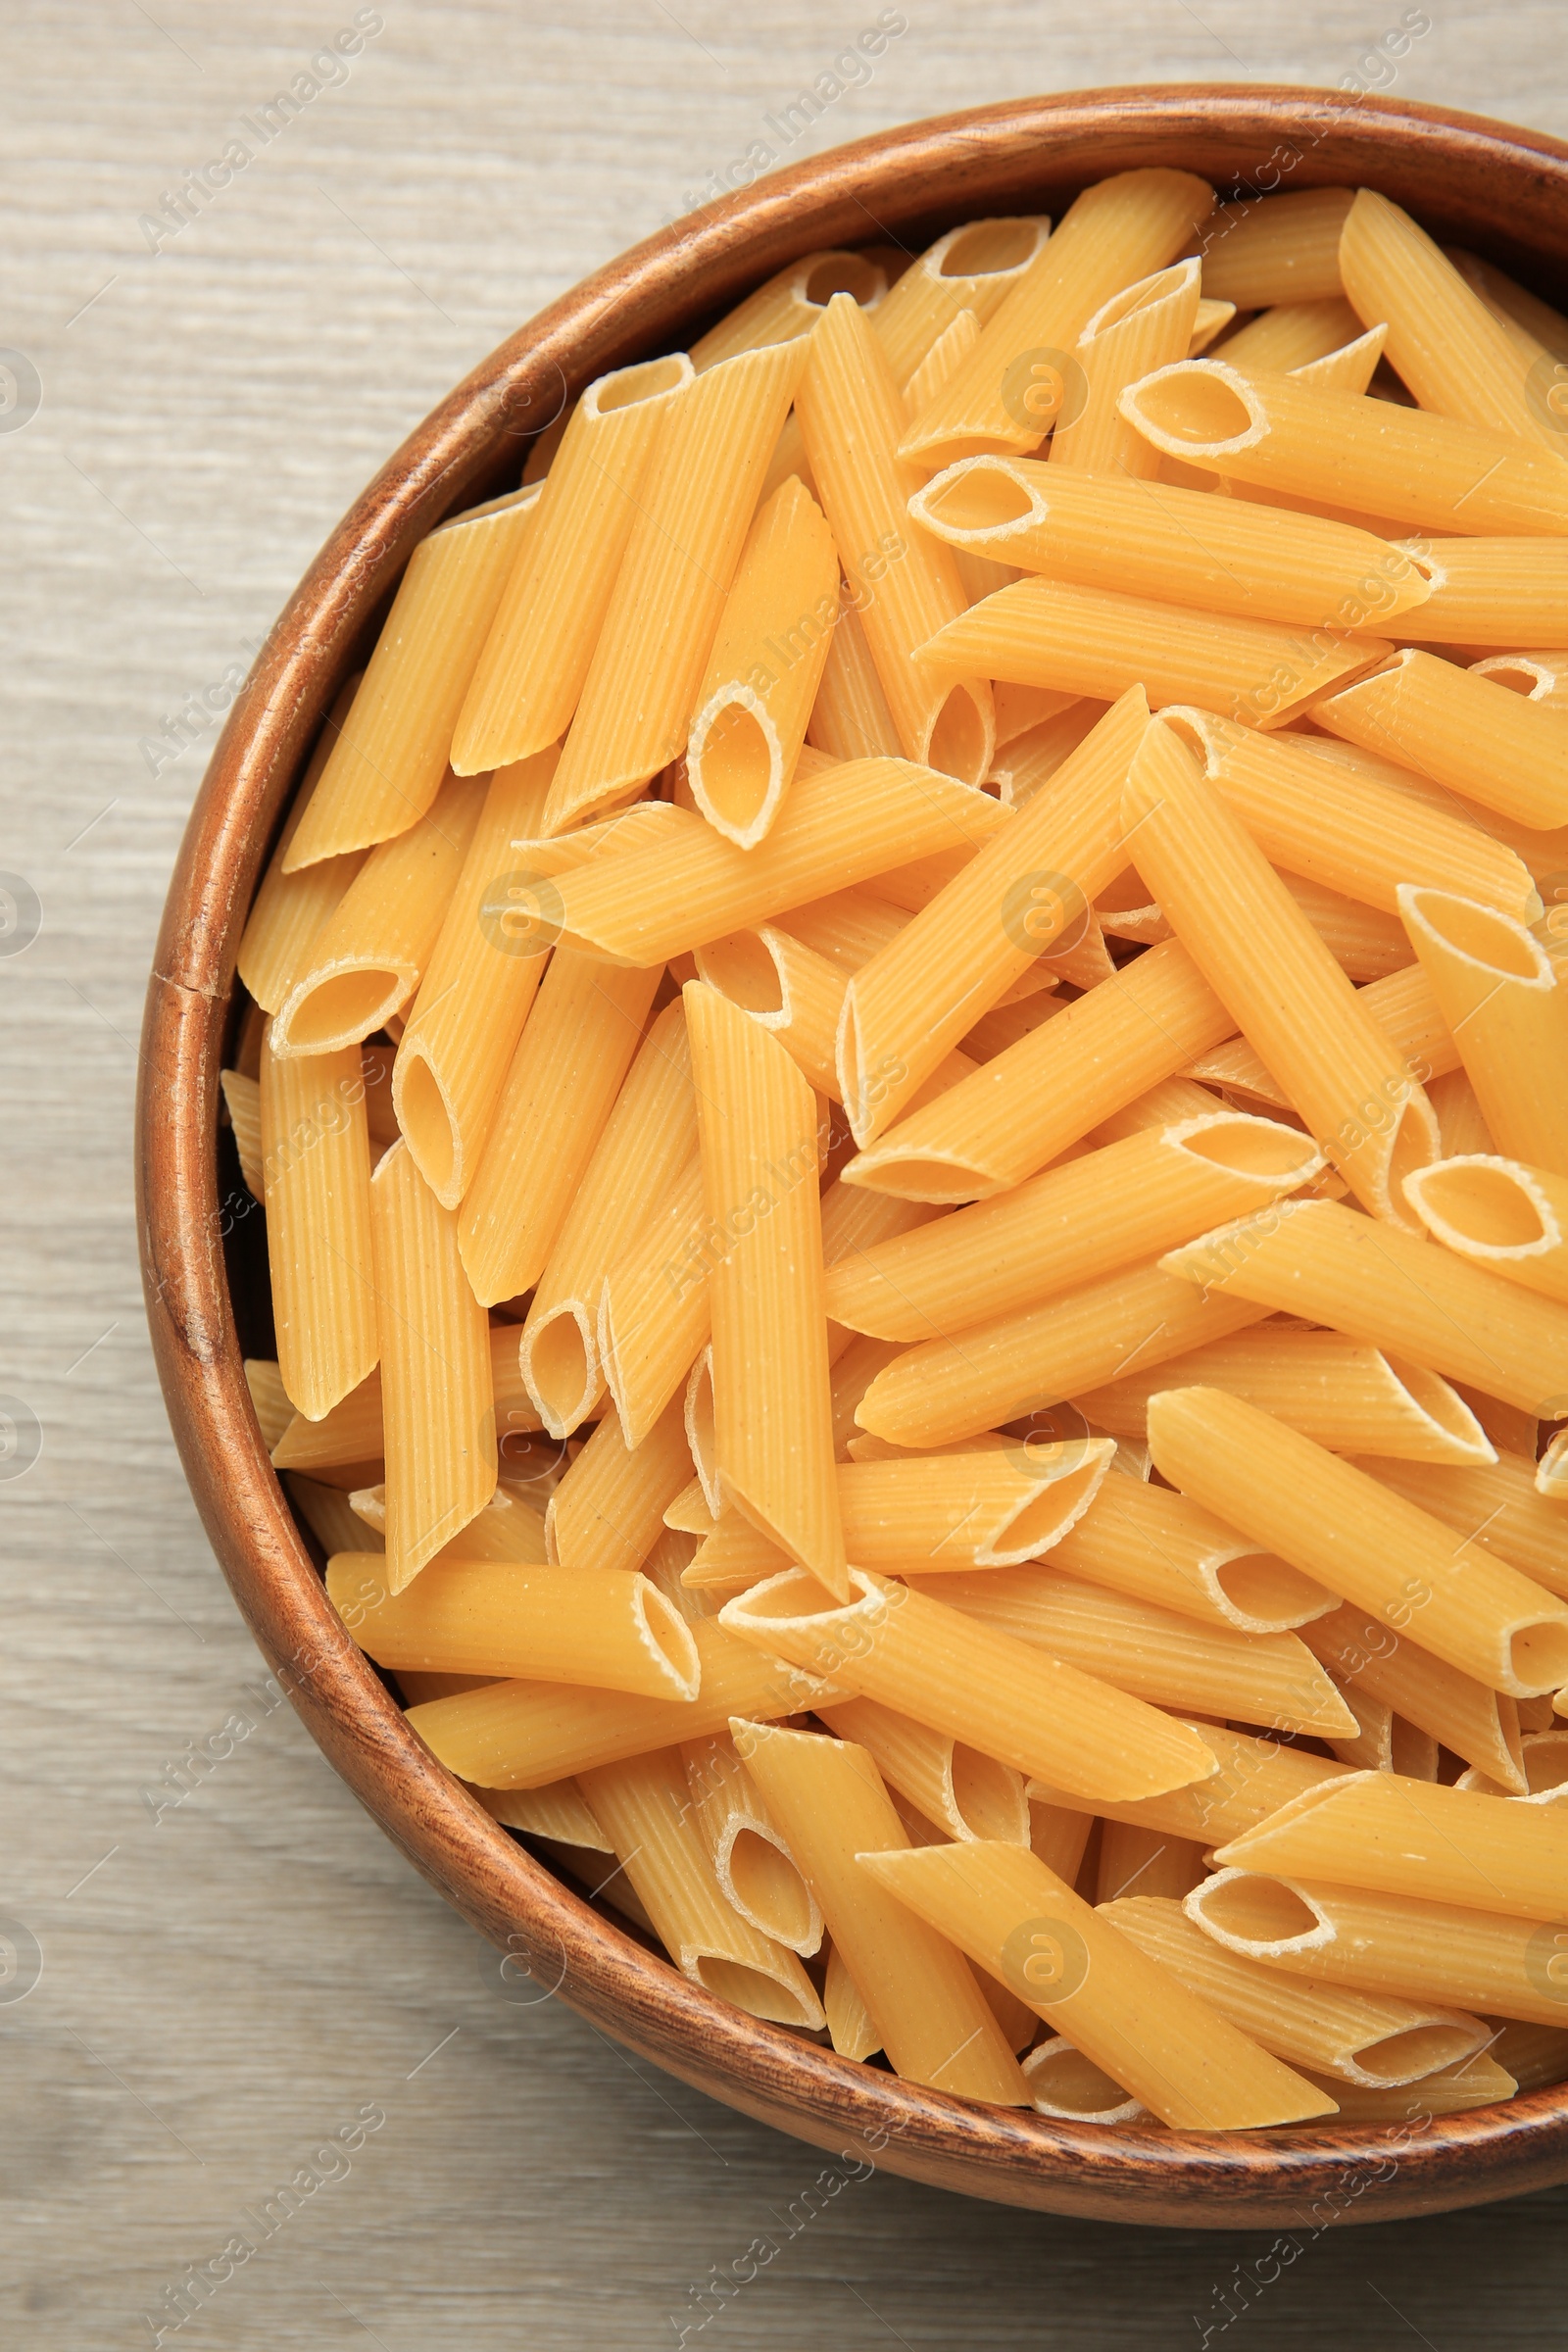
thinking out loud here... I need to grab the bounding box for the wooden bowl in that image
[138,84,1568,2226]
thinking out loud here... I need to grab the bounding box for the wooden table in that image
[3,6,1565,2344]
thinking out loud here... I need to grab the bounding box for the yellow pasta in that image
[1395,539,1568,648]
[350,1477,549,1567]
[244,1358,292,1451]
[1405,1153,1568,1306]
[543,340,808,832]
[678,1730,822,1954]
[1397,889,1568,1178]
[691,248,888,372]
[1095,1822,1205,1905]
[1312,650,1568,834]
[451,357,693,773]
[796,292,994,783]
[545,1394,691,1580]
[596,1157,712,1448]
[1197,190,1354,307]
[815,1695,1029,1845]
[1049,259,1201,478]
[285,486,540,867]
[1472,650,1568,712]
[270,770,488,1055]
[694,923,854,1099]
[1027,1717,1348,1848]
[235,676,366,1011]
[1300,1600,1526,1790]
[872,216,1051,390]
[1212,295,1364,373]
[858,1840,1335,2129]
[1146,1387,1568,1695]
[1044,1473,1335,1636]
[1185,955,1458,1107]
[368,1140,496,1592]
[476,1779,610,1849]
[804,594,901,761]
[259,1031,378,1420]
[900,170,1214,466]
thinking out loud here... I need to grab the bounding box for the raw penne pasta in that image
[995,701,1109,808]
[271,1365,384,1475]
[544,1395,691,1580]
[839,1444,1117,1568]
[452,356,694,772]
[1285,319,1389,395]
[1044,1474,1335,1636]
[1022,2038,1147,2123]
[903,1564,1355,1738]
[804,595,901,761]
[1397,889,1568,1179]
[1118,360,1568,535]
[458,952,661,1307]
[285,486,540,867]
[1095,1823,1205,1904]
[1102,1893,1488,2085]
[1028,1719,1348,1848]
[816,1696,1030,1845]
[369,1141,496,1592]
[597,1156,711,1448]
[1212,296,1364,373]
[900,169,1214,466]
[687,983,849,1599]
[244,1358,292,1451]
[1338,188,1555,446]
[796,292,994,783]
[1147,1388,1568,1695]
[835,689,1148,1140]
[389,750,559,1205]
[1405,1153,1568,1305]
[1197,190,1354,307]
[519,1001,697,1434]
[1049,260,1201,478]
[1481,2019,1568,2092]
[679,1730,823,1955]
[910,458,1429,631]
[270,770,488,1054]
[692,249,887,372]
[1461,1729,1568,1803]
[259,1031,378,1419]
[1215,1769,1568,1923]
[718,1566,1218,1804]
[872,216,1050,390]
[914,575,1386,731]
[1472,650,1568,712]
[1189,1869,1568,2030]
[1074,1327,1494,1468]
[543,340,808,832]
[1313,651,1568,833]
[1446,248,1568,360]
[858,1840,1335,2129]
[476,1779,610,1850]
[1393,539,1568,647]
[824,1110,1321,1342]
[350,1478,549,1567]
[1123,718,1439,1223]
[1301,1599,1526,1787]
[1426,1067,1495,1159]
[822,1938,881,2060]
[732,1722,1029,2099]
[235,676,366,1011]
[326,1553,699,1700]
[579,1748,824,2029]
[686,476,839,847]
[694,923,854,1099]
[1184,956,1458,1106]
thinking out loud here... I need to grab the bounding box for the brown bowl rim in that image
[137,82,1568,2227]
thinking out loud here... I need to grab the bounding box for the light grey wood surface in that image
[3,6,1566,2345]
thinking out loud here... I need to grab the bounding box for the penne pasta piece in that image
[404,1611,831,1788]
[1158,708,1538,921]
[270,771,488,1054]
[718,1566,1218,1804]
[1102,1893,1489,2085]
[816,1443,1117,1570]
[1189,1869,1568,2030]
[597,1156,711,1449]
[544,1394,691,1580]
[476,1778,611,1850]
[823,1938,881,2061]
[1188,296,1236,354]
[825,1111,1321,1343]
[686,476,839,848]
[244,1357,292,1451]
[1325,1673,1395,1773]
[1074,1326,1494,1468]
[235,676,367,1012]
[458,952,661,1306]
[1445,249,1568,362]
[915,574,1386,732]
[1046,1473,1336,1636]
[1393,538,1568,648]
[1405,1153,1568,1306]
[1472,650,1568,713]
[1480,2018,1568,2092]
[910,458,1430,632]
[835,689,1148,1140]
[858,1840,1335,2129]
[1313,651,1568,834]
[543,341,808,832]
[1184,955,1458,1107]
[901,307,981,421]
[900,170,1214,467]
[519,1000,698,1435]
[351,1478,550,1566]
[687,984,848,1598]
[390,750,559,1205]
[872,216,1051,390]
[691,249,888,372]
[285,1472,374,1563]
[904,1564,1355,1738]
[579,1748,824,2029]
[259,1032,378,1420]
[995,701,1109,809]
[1215,1769,1568,1924]
[452,357,693,772]
[1212,295,1364,373]
[1396,889,1568,1179]
[842,938,1235,1202]
[1285,319,1389,396]
[1338,188,1556,446]
[732,1721,1029,2100]
[1292,2051,1518,2120]
[1050,260,1201,478]
[1147,1387,1568,1696]
[1197,190,1355,307]
[327,1553,699,1700]
[678,1730,823,1954]
[1391,1716,1442,1783]
[1028,1718,1348,1849]
[1301,882,1470,984]
[796,293,994,783]
[804,594,901,762]
[855,1258,1270,1448]
[1096,1823,1205,1904]
[271,1365,383,1475]
[1022,2037,1147,2123]
[816,1695,1030,1845]
[1118,360,1568,536]
[1538,1430,1568,1500]
[369,1141,496,1592]
[1029,1801,1096,1887]
[1458,1728,1568,1804]
[1123,718,1439,1223]
[285,487,540,866]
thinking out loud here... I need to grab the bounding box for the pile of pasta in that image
[224,173,1568,2132]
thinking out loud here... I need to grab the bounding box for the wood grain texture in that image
[8,6,1568,2344]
